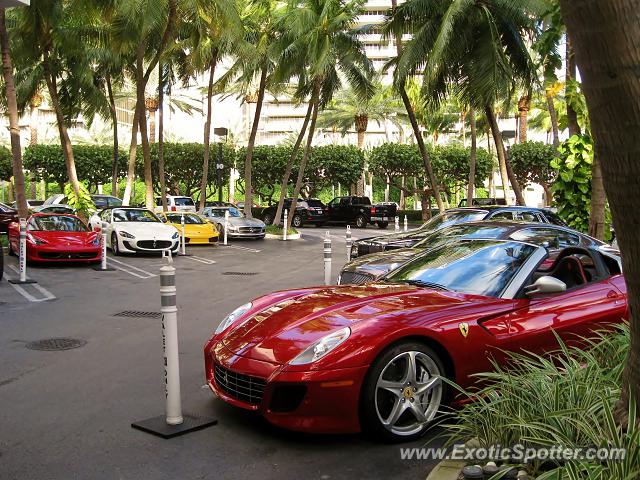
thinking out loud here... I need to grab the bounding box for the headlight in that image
[27,233,45,245]
[229,225,239,231]
[215,302,252,334]
[290,327,351,365]
[119,231,135,239]
[172,232,179,239]
[350,245,358,256]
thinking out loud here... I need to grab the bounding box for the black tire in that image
[377,222,389,229]
[360,341,447,442]
[292,214,303,228]
[111,232,121,256]
[355,215,367,229]
[216,223,224,237]
[0,244,4,281]
[8,239,16,256]
[262,213,273,225]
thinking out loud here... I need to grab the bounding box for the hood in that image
[221,283,494,365]
[172,222,215,235]
[29,230,98,246]
[227,217,265,228]
[115,222,177,238]
[359,227,432,248]
[343,248,419,278]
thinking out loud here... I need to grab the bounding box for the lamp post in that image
[214,127,228,204]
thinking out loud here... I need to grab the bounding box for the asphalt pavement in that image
[0,226,443,480]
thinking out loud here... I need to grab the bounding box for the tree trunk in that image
[546,90,560,149]
[384,176,390,202]
[0,10,27,218]
[589,152,606,240]
[558,0,640,425]
[122,101,141,206]
[136,57,154,210]
[485,106,526,205]
[391,0,444,213]
[158,62,167,212]
[199,54,217,212]
[29,103,38,146]
[106,75,120,197]
[273,94,315,225]
[148,109,156,144]
[42,49,82,208]
[467,107,477,204]
[420,192,430,221]
[565,36,581,137]
[286,83,321,231]
[243,66,268,219]
[542,183,552,206]
[517,96,529,143]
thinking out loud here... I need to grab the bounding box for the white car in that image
[89,207,180,255]
[154,195,196,213]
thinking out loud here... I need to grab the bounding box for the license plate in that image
[371,216,389,221]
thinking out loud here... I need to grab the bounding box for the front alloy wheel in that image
[355,215,367,228]
[361,342,445,442]
[111,232,121,256]
[292,214,302,228]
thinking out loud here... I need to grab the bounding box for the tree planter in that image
[265,232,301,240]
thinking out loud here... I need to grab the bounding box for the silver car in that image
[199,206,265,239]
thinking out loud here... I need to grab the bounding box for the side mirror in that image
[524,276,567,297]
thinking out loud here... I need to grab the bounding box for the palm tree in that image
[388,0,540,206]
[0,9,28,218]
[557,0,640,427]
[275,0,374,230]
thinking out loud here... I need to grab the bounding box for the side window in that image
[490,211,515,220]
[101,210,111,222]
[510,228,580,249]
[339,198,350,207]
[518,211,541,222]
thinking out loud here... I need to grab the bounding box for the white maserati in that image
[89,207,180,255]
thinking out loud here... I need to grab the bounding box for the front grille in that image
[136,240,172,249]
[214,364,266,405]
[38,251,97,259]
[239,227,264,233]
[339,271,374,285]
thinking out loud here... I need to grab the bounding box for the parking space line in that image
[107,257,157,279]
[183,255,216,265]
[6,266,56,302]
[222,245,261,253]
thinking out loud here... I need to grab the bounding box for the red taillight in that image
[171,206,177,211]
[93,225,101,232]
[370,207,376,214]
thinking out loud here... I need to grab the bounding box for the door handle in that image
[607,290,619,299]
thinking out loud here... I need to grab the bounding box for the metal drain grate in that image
[113,311,162,319]
[222,272,259,276]
[26,338,87,351]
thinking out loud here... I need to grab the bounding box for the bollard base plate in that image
[9,278,37,284]
[131,413,217,439]
[91,266,116,271]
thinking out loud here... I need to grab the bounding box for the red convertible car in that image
[8,213,101,263]
[204,239,626,441]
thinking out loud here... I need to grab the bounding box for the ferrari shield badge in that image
[458,322,469,338]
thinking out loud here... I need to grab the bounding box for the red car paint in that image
[8,214,101,263]
[204,249,627,435]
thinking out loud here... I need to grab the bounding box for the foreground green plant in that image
[444,326,639,478]
[265,224,298,236]
[64,183,95,220]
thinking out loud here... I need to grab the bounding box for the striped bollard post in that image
[395,216,400,232]
[223,210,229,245]
[93,221,115,271]
[131,252,217,438]
[346,225,352,262]
[10,218,36,284]
[324,231,332,285]
[283,209,288,241]
[180,214,186,255]
[160,263,183,425]
[404,215,408,232]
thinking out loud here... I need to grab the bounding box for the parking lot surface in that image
[0,226,443,480]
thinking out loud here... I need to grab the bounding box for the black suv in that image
[261,198,328,227]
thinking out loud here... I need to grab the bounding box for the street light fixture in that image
[214,127,228,203]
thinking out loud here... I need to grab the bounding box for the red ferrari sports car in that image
[204,238,626,441]
[8,213,101,262]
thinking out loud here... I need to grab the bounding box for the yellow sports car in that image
[160,212,219,245]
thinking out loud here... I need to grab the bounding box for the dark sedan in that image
[339,220,613,285]
[0,202,18,234]
[350,206,567,259]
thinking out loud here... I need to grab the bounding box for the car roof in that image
[447,206,551,213]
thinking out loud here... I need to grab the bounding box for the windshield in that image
[207,207,243,218]
[414,223,514,248]
[418,210,487,233]
[166,213,205,224]
[112,209,160,223]
[385,240,537,297]
[28,215,88,232]
[173,197,195,206]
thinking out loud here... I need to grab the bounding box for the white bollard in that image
[159,263,183,426]
[346,225,352,262]
[324,231,332,286]
[180,213,186,256]
[101,229,108,269]
[395,216,400,232]
[283,209,288,241]
[404,215,408,232]
[18,218,27,282]
[223,210,229,245]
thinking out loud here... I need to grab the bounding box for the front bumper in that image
[204,343,367,434]
[121,238,179,253]
[185,234,219,245]
[227,230,265,239]
[28,244,101,262]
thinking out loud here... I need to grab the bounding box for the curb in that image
[425,459,466,480]
[265,233,302,240]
